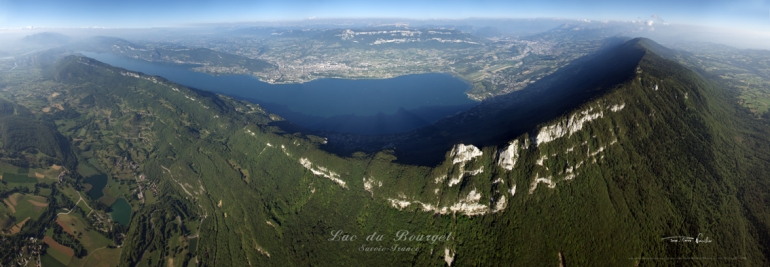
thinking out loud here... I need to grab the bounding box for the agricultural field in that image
[79,247,122,267]
[0,193,48,233]
[0,162,62,184]
[6,193,48,220]
[55,213,112,251]
[3,218,29,234]
[30,165,65,182]
[676,45,770,118]
[737,85,770,115]
[41,253,69,267]
[0,193,48,226]
[43,235,74,266]
[1,172,36,183]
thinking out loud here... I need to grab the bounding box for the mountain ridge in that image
[384,37,654,166]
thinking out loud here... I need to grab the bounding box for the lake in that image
[109,198,132,226]
[84,174,107,200]
[80,52,477,134]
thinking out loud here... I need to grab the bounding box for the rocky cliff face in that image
[352,38,770,265]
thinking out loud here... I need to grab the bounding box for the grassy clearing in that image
[188,237,198,253]
[143,189,158,205]
[99,195,117,206]
[59,186,92,215]
[99,175,132,206]
[38,188,53,197]
[77,161,100,178]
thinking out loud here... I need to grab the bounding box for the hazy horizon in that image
[0,1,769,50]
[0,0,768,31]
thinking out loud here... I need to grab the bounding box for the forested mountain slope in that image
[1,37,769,266]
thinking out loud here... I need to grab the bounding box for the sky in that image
[0,0,768,31]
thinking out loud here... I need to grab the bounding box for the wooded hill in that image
[1,37,768,266]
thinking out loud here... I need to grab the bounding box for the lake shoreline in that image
[79,51,477,134]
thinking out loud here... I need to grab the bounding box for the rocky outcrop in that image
[450,144,483,164]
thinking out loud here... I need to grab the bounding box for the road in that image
[56,191,94,217]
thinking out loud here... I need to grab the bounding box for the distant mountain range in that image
[71,36,275,72]
[317,28,487,48]
[20,32,72,46]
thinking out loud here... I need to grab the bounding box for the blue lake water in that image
[80,52,477,134]
[109,198,132,226]
[84,174,107,200]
